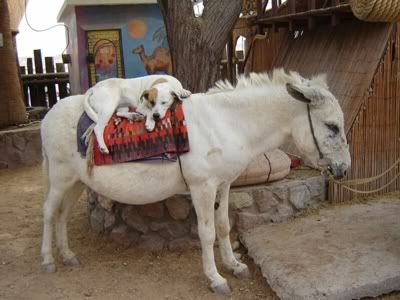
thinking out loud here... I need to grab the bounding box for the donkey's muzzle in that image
[328,163,348,179]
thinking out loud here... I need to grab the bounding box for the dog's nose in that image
[153,112,160,120]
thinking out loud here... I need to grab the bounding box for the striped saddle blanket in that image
[77,104,190,166]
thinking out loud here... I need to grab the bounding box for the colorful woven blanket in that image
[77,104,190,166]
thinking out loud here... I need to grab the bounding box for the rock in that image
[241,199,400,300]
[139,202,164,218]
[110,225,131,247]
[12,134,26,152]
[271,204,295,223]
[166,196,190,220]
[289,185,310,210]
[253,190,279,213]
[190,223,198,238]
[104,211,116,231]
[305,176,326,200]
[236,212,271,231]
[90,206,105,233]
[121,206,148,234]
[150,221,169,232]
[139,234,165,252]
[229,192,254,210]
[98,195,114,211]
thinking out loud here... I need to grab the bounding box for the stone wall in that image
[0,124,42,169]
[87,174,326,251]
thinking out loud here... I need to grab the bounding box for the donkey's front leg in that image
[215,184,250,279]
[190,184,231,295]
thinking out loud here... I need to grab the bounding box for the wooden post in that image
[226,33,234,84]
[288,0,295,14]
[256,0,263,18]
[26,58,33,74]
[308,0,316,30]
[33,49,47,106]
[45,57,58,107]
[56,63,69,99]
[272,0,278,16]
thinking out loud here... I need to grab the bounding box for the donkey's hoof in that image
[210,282,232,295]
[63,256,80,267]
[41,263,57,273]
[234,265,251,279]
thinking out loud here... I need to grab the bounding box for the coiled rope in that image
[350,0,400,22]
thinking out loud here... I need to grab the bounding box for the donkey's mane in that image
[206,68,328,94]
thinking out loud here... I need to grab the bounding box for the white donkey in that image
[40,69,350,294]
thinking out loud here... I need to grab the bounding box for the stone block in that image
[139,202,164,218]
[122,206,148,234]
[166,196,190,220]
[90,206,105,234]
[98,195,114,211]
[236,212,271,231]
[110,225,131,247]
[229,192,254,210]
[289,185,311,210]
[253,189,280,213]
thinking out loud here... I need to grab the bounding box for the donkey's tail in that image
[83,89,98,123]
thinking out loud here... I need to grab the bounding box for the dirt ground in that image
[0,165,277,300]
[0,165,399,300]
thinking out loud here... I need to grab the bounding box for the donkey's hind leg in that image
[190,183,231,295]
[215,184,250,279]
[55,182,84,267]
[41,165,78,272]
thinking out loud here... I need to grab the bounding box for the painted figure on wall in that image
[123,18,172,76]
[93,39,118,81]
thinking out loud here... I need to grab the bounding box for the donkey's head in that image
[286,74,351,178]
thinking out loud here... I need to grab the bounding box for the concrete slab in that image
[241,198,400,300]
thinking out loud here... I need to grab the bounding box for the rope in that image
[350,0,400,22]
[329,158,400,194]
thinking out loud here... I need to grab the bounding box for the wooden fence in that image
[20,49,70,108]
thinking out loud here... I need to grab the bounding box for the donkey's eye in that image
[326,123,339,134]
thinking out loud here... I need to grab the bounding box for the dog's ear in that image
[140,90,150,103]
[171,91,181,102]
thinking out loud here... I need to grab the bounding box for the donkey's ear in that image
[140,90,149,103]
[286,83,325,106]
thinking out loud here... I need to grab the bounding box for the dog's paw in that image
[179,89,192,99]
[99,146,109,154]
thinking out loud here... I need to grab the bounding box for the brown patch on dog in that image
[150,78,168,87]
[143,88,158,106]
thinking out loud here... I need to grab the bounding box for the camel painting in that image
[132,44,172,75]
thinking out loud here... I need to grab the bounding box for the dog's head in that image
[140,79,183,121]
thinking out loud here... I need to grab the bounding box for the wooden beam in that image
[308,0,316,9]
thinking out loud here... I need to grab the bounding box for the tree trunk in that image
[0,0,27,128]
[158,0,242,93]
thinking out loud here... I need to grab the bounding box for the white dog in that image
[83,75,191,154]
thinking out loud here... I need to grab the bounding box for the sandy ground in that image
[0,165,277,300]
[0,165,399,300]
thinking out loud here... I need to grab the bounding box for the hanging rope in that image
[329,158,400,194]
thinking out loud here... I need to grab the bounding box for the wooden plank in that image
[56,63,69,99]
[26,58,33,74]
[256,0,263,18]
[33,49,46,106]
[45,57,57,107]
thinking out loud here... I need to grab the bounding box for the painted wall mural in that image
[77,5,170,88]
